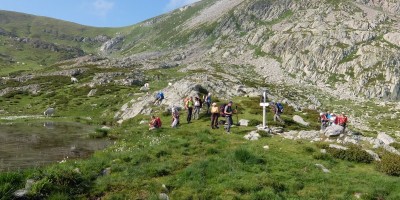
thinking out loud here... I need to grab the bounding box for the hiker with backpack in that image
[193,97,201,120]
[149,116,162,130]
[171,106,179,128]
[319,112,329,130]
[185,97,194,123]
[154,91,164,105]
[204,93,212,114]
[224,101,234,133]
[272,102,284,124]
[210,102,220,129]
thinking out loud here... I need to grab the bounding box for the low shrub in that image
[390,143,400,151]
[89,128,109,138]
[313,152,333,161]
[304,146,316,153]
[234,148,265,165]
[327,145,373,163]
[377,152,400,176]
[248,119,262,127]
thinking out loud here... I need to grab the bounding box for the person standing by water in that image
[185,97,194,123]
[224,101,234,133]
[210,102,219,129]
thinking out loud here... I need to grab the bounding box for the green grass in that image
[2,115,399,199]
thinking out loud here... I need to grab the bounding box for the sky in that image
[0,0,202,27]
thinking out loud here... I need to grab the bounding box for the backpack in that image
[155,117,162,128]
[219,104,227,117]
[160,92,164,100]
[276,103,284,113]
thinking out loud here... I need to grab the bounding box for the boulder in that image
[244,131,261,141]
[293,115,309,126]
[239,119,249,126]
[324,125,344,137]
[43,108,55,116]
[377,132,396,145]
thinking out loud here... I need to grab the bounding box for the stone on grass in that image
[320,149,327,154]
[239,119,249,126]
[244,131,261,141]
[87,89,97,97]
[263,145,270,150]
[270,127,284,134]
[293,115,309,126]
[315,163,330,173]
[297,131,320,140]
[365,150,380,161]
[159,193,170,200]
[377,132,396,145]
[324,125,344,137]
[139,120,148,125]
[102,167,111,176]
[329,144,348,150]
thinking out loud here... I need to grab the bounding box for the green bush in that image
[234,148,265,165]
[327,145,373,163]
[313,152,333,161]
[248,119,262,127]
[377,152,400,176]
[390,143,400,150]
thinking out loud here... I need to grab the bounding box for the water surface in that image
[0,122,111,171]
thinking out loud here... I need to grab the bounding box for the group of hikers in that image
[148,91,287,133]
[148,92,237,133]
[319,111,348,132]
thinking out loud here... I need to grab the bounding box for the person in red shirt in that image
[337,112,348,133]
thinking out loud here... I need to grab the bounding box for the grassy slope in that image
[0,10,129,75]
[1,97,399,199]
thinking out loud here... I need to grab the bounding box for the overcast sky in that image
[0,0,202,27]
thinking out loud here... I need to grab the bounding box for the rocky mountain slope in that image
[1,0,400,133]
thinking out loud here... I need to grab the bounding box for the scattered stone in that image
[73,168,81,174]
[159,193,170,200]
[263,145,270,150]
[270,126,284,134]
[101,126,111,130]
[244,131,261,141]
[365,150,380,161]
[87,89,97,97]
[102,167,111,176]
[315,164,330,173]
[13,179,35,198]
[377,132,396,145]
[354,192,362,199]
[329,144,348,150]
[297,131,320,140]
[320,149,327,154]
[43,108,55,116]
[161,184,169,193]
[239,119,249,126]
[139,120,148,125]
[324,125,344,137]
[382,145,400,155]
[293,115,309,126]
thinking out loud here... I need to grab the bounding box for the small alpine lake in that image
[0,121,112,171]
